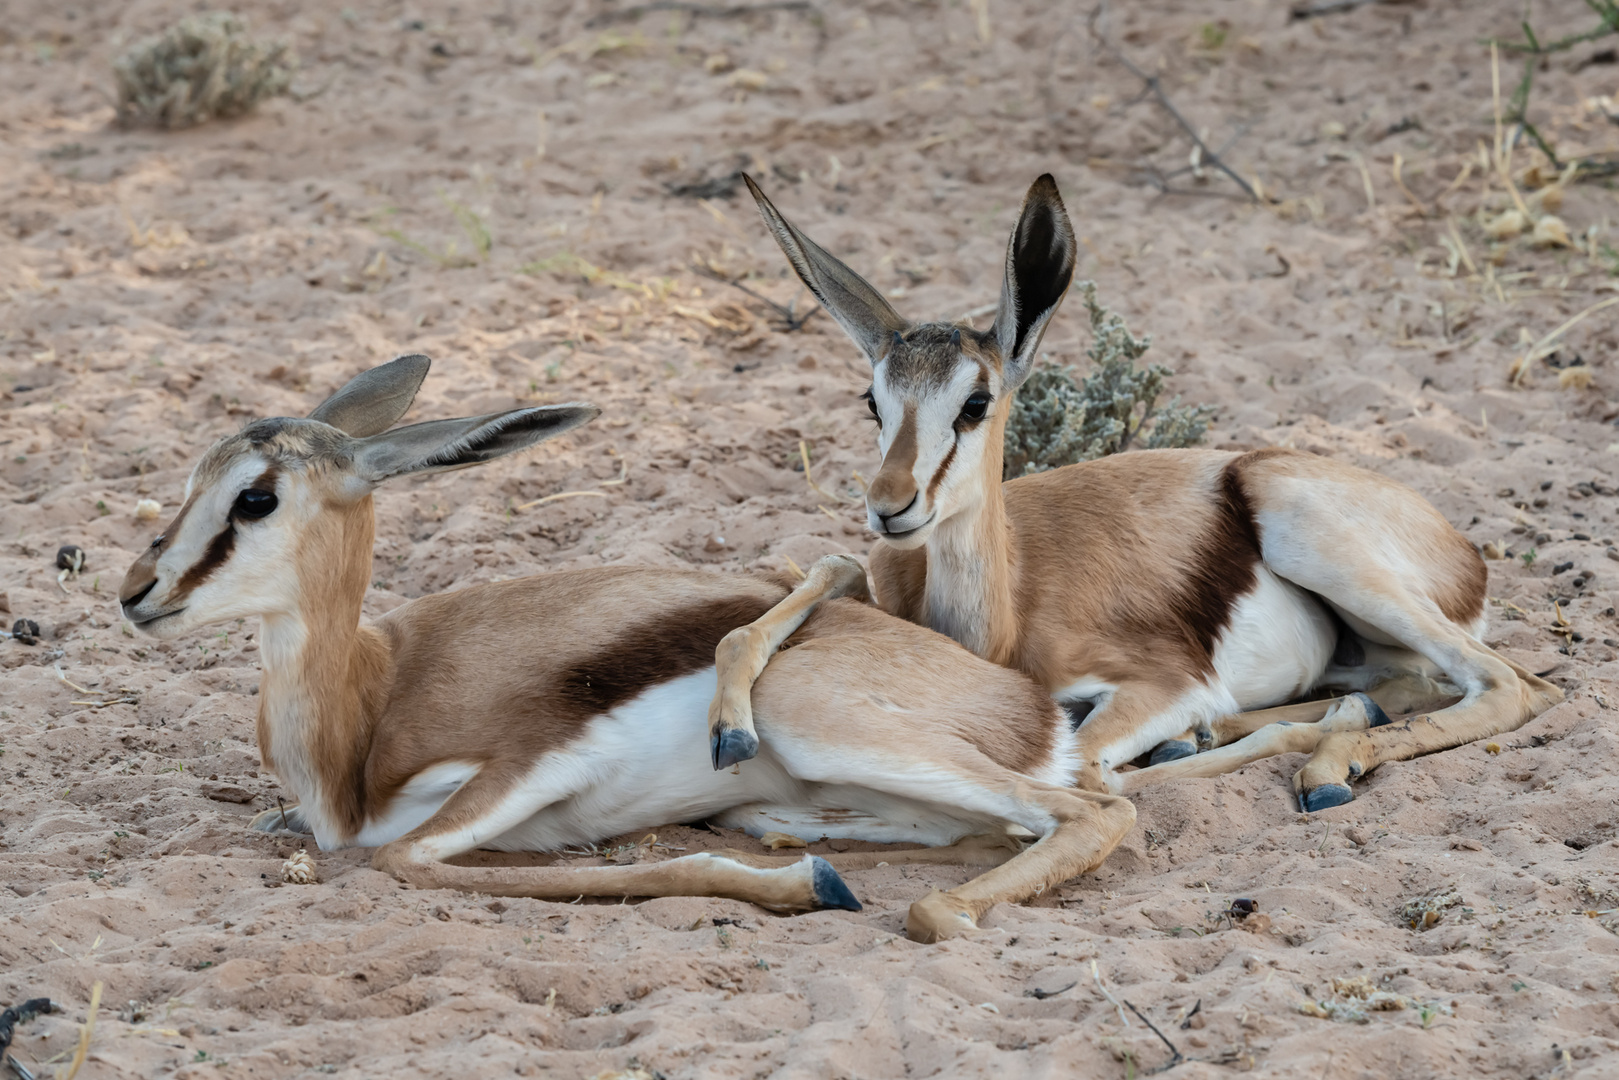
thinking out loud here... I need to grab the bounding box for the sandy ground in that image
[3,0,1619,1076]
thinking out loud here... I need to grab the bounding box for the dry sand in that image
[3,0,1619,1076]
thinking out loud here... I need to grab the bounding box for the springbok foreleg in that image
[1118,692,1397,795]
[369,773,862,913]
[708,554,870,769]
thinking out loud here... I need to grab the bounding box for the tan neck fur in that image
[256,495,392,844]
[920,403,1020,667]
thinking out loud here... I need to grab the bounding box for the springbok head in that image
[119,354,598,637]
[746,174,1076,547]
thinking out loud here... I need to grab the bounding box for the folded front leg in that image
[708,554,871,769]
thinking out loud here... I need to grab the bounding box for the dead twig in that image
[692,266,820,331]
[587,1,811,27]
[1123,1000,1185,1073]
[799,441,857,504]
[1025,981,1078,1000]
[1088,5,1261,203]
[514,490,610,511]
[1289,0,1380,20]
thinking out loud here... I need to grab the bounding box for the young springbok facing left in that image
[120,355,1137,942]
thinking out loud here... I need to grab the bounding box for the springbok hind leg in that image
[906,785,1136,943]
[369,774,863,913]
[708,554,870,769]
[1295,647,1563,812]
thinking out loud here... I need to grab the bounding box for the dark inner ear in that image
[1010,201,1075,359]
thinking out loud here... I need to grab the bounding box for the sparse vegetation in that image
[1002,281,1215,480]
[114,13,294,130]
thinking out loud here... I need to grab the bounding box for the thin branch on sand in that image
[1086,5,1261,203]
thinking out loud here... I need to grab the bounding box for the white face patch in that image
[128,452,316,638]
[866,356,1000,548]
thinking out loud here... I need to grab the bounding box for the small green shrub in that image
[114,13,294,130]
[1003,281,1215,480]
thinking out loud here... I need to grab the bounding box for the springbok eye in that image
[960,393,991,422]
[233,489,278,520]
[861,389,882,425]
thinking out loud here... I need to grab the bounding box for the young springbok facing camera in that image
[120,355,1137,942]
[707,174,1562,811]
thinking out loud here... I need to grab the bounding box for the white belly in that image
[491,667,811,851]
[1213,565,1336,708]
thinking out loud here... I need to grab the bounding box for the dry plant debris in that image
[1400,888,1464,930]
[1003,281,1214,479]
[113,13,294,130]
[1299,975,1451,1025]
[280,850,317,885]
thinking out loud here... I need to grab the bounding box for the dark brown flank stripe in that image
[554,594,780,715]
[1164,459,1263,670]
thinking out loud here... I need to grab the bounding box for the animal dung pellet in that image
[135,499,163,521]
[1484,209,1526,240]
[10,618,41,646]
[1485,742,1502,754]
[281,849,317,884]
[55,545,86,572]
[760,831,807,850]
[1558,365,1593,391]
[1531,214,1572,248]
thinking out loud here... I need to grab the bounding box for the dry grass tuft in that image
[114,12,294,130]
[1002,281,1214,480]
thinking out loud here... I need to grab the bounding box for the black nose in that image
[123,579,157,612]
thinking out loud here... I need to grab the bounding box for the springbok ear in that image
[991,175,1077,391]
[349,403,600,484]
[308,354,433,437]
[743,174,908,364]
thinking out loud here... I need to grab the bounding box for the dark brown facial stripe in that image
[927,441,957,501]
[174,523,236,598]
[554,594,780,716]
[1165,460,1263,669]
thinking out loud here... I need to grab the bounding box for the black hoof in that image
[1148,739,1197,766]
[810,857,863,911]
[1350,691,1393,728]
[1300,783,1355,812]
[711,727,759,770]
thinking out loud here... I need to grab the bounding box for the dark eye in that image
[861,389,882,425]
[960,393,991,422]
[234,489,278,520]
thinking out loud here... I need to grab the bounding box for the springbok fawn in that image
[708,174,1562,811]
[118,355,1136,942]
